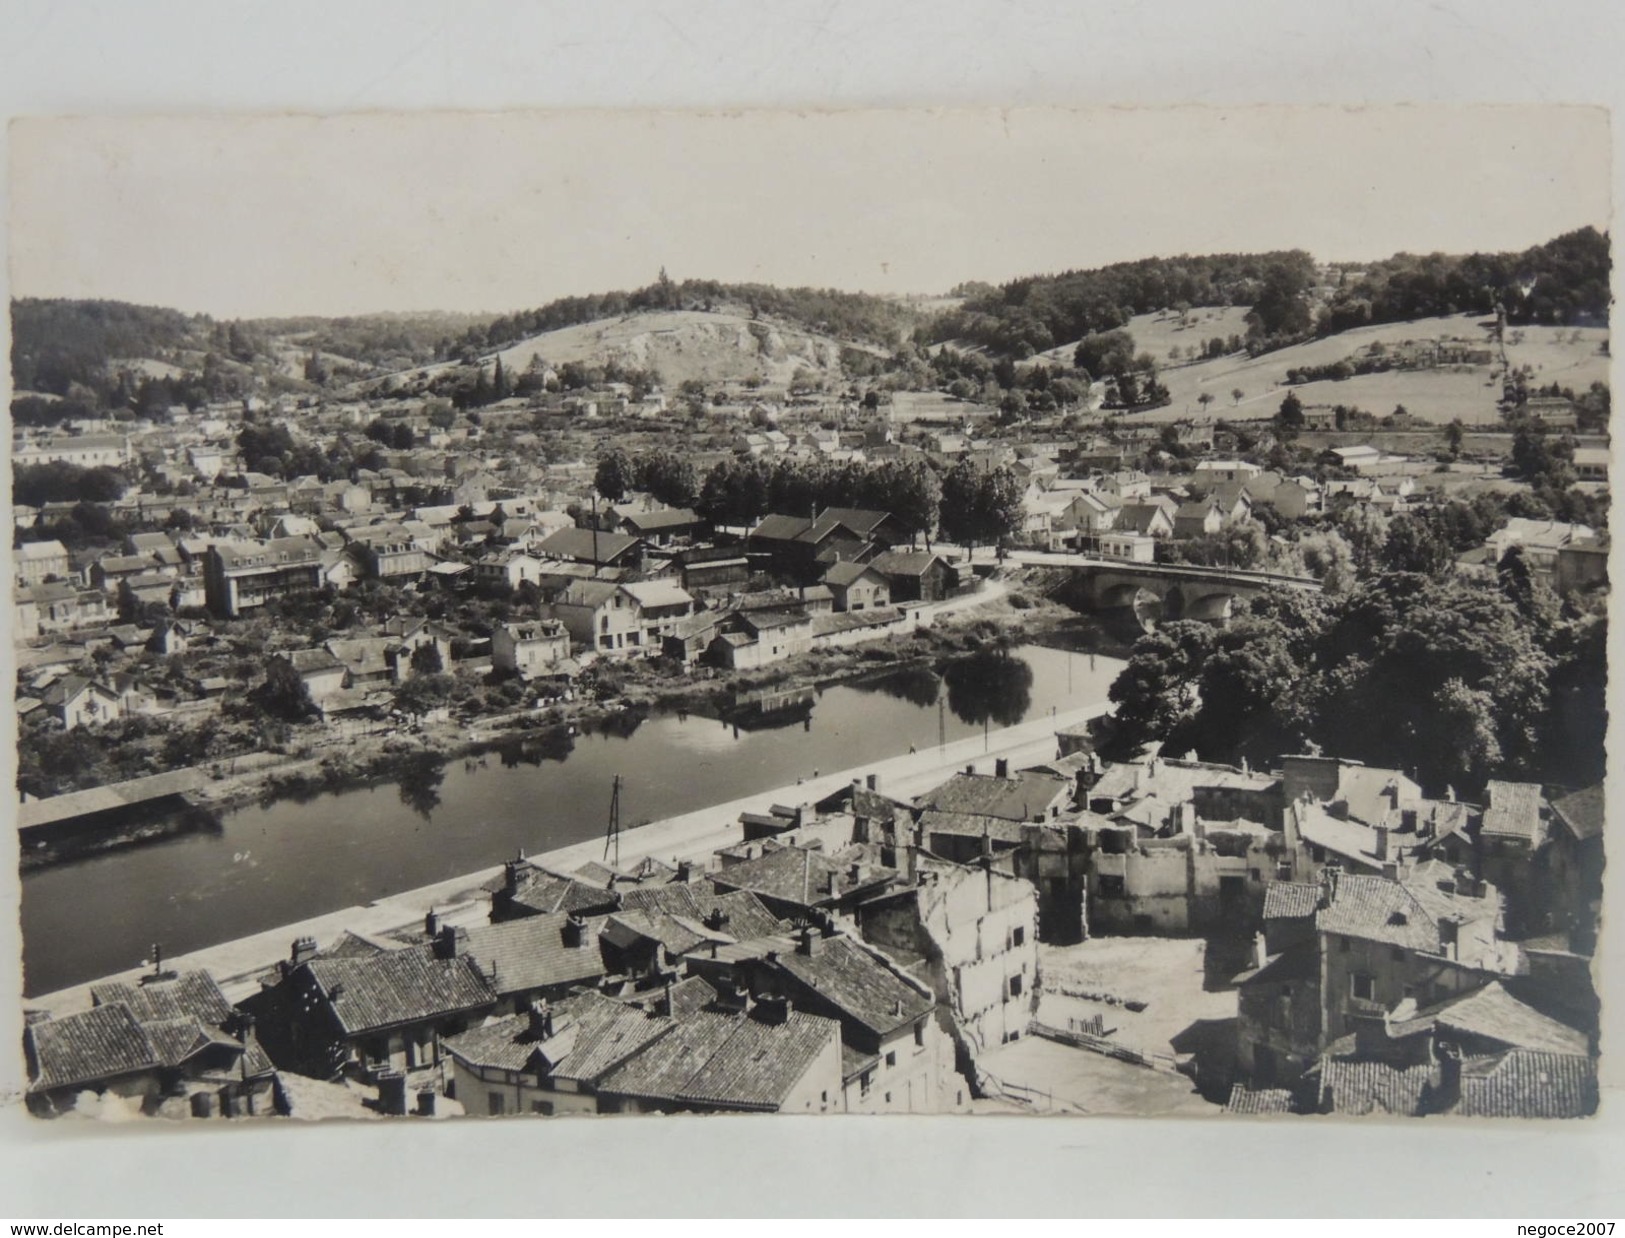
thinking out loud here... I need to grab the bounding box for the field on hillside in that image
[1504,324,1611,391]
[1114,314,1608,426]
[486,309,888,388]
[889,391,995,423]
[1034,306,1255,370]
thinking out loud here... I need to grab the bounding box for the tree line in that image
[595,448,1028,550]
[446,272,916,360]
[1318,227,1610,334]
[1107,570,1605,797]
[927,250,1319,357]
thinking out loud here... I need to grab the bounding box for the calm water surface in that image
[21,644,1122,996]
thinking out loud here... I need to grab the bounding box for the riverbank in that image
[155,572,1109,820]
[29,696,1112,1016]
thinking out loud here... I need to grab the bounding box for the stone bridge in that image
[1008,551,1322,626]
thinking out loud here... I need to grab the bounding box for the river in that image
[20,643,1123,997]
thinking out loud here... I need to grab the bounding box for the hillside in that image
[486,309,888,387]
[929,227,1610,361]
[1105,313,1608,425]
[453,277,919,360]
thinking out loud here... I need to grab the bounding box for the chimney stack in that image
[527,998,554,1041]
[1375,826,1389,862]
[563,914,590,949]
[425,908,440,939]
[1433,1039,1462,1112]
[434,923,462,960]
[753,993,791,1025]
[291,936,318,967]
[965,764,976,777]
[867,773,879,792]
[797,924,823,956]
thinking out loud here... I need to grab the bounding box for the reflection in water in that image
[396,752,446,821]
[588,709,648,741]
[21,642,1125,997]
[497,726,577,768]
[942,650,1035,729]
[848,664,942,710]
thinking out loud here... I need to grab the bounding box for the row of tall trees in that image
[596,449,1026,551]
[691,455,951,542]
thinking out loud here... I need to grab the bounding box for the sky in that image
[7,105,1612,320]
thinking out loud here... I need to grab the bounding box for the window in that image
[1009,974,1023,999]
[884,1092,892,1105]
[1250,868,1262,882]
[1351,973,1375,1001]
[531,1100,554,1116]
[1099,874,1126,897]
[1012,926,1025,948]
[914,1022,925,1048]
[1339,936,1351,953]
[1391,946,1405,963]
[859,1071,872,1098]
[488,1092,505,1116]
[885,1051,897,1068]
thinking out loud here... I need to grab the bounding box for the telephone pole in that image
[604,774,622,866]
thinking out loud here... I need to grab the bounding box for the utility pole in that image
[590,489,600,579]
[604,774,622,866]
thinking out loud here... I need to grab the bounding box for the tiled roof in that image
[1331,764,1420,828]
[1090,758,1272,806]
[822,560,881,587]
[304,946,495,1036]
[710,846,891,911]
[750,514,814,542]
[1318,1058,1432,1116]
[770,935,934,1038]
[919,809,1028,845]
[620,580,694,610]
[1482,780,1545,842]
[503,868,622,917]
[601,910,713,956]
[26,1004,159,1093]
[1457,1050,1599,1119]
[287,647,346,675]
[90,971,234,1026]
[212,536,323,571]
[597,1009,838,1111]
[868,550,942,578]
[675,1011,837,1111]
[619,885,785,941]
[1263,882,1322,922]
[453,914,607,995]
[538,526,640,564]
[442,1015,547,1074]
[620,507,701,532]
[1390,982,1589,1057]
[1550,784,1604,842]
[556,995,676,1082]
[1293,801,1387,869]
[914,771,1071,822]
[1316,873,1447,952]
[801,508,892,544]
[1224,1084,1297,1115]
[595,1011,738,1101]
